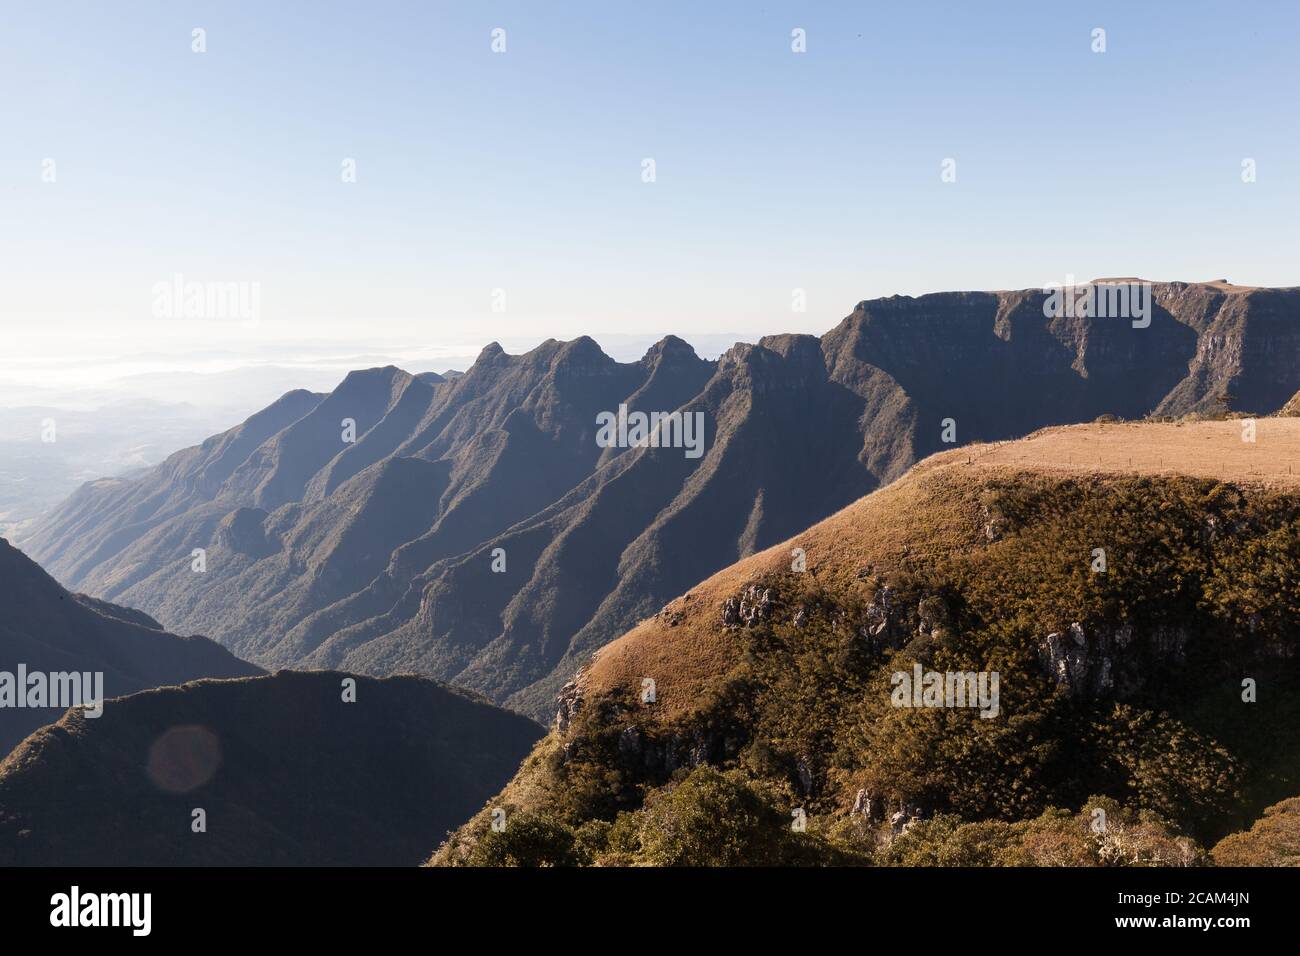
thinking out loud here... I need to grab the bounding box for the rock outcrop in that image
[555,678,582,735]
[721,584,779,628]
[1038,621,1188,698]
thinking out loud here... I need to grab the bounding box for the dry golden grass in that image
[426,734,567,865]
[1089,277,1267,292]
[586,419,1300,720]
[951,418,1300,487]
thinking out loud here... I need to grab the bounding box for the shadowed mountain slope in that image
[0,670,543,866]
[23,283,1300,720]
[0,538,262,755]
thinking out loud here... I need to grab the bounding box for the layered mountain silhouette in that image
[0,537,261,755]
[23,282,1300,720]
[0,670,543,865]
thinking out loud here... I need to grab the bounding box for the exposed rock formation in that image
[1038,621,1188,698]
[721,584,779,628]
[555,678,582,735]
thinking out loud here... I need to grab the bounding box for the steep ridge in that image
[220,366,414,509]
[0,538,262,755]
[293,333,906,717]
[0,670,543,865]
[433,419,1300,866]
[21,388,324,588]
[22,282,1300,721]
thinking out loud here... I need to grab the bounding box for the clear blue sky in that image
[1,0,1297,392]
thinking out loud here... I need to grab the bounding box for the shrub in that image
[465,812,581,867]
[1212,798,1300,866]
[635,767,788,866]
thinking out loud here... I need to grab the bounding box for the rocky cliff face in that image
[22,282,1300,720]
[1037,621,1191,699]
[824,282,1300,458]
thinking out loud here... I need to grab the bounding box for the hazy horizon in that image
[4,0,1298,412]
[0,330,773,411]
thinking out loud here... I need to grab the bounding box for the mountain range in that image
[22,282,1300,722]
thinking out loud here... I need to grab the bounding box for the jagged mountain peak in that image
[472,341,509,368]
[270,386,325,404]
[228,388,325,430]
[715,340,760,369]
[756,332,826,369]
[550,335,615,372]
[640,334,700,363]
[331,365,412,401]
[23,283,1300,723]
